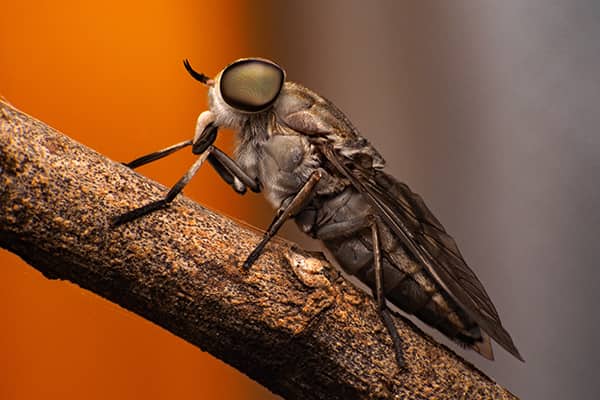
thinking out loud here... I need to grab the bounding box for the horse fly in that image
[113,58,524,367]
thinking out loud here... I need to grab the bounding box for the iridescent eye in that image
[220,59,285,112]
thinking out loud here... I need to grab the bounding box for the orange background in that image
[0,1,276,398]
[3,2,599,399]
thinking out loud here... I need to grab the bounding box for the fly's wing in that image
[277,82,522,361]
[321,145,524,362]
[275,82,386,168]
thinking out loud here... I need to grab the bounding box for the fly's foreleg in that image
[190,111,260,193]
[124,139,193,169]
[243,170,322,269]
[113,151,210,226]
[192,112,260,194]
[113,111,258,226]
[113,112,216,226]
[121,111,216,170]
[371,216,405,368]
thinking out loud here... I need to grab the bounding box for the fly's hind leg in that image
[371,216,405,368]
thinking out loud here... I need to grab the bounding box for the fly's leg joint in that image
[193,111,216,143]
[192,111,217,155]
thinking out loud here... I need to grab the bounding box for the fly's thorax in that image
[254,133,322,209]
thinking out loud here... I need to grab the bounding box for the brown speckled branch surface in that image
[0,100,518,400]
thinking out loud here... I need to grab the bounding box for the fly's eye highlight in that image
[220,59,284,112]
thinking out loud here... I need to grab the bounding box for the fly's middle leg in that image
[243,170,322,269]
[370,216,405,368]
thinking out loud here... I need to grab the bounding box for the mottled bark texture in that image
[0,100,518,400]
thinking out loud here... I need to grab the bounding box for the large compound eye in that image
[220,59,284,112]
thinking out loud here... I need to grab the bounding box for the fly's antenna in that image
[183,59,211,85]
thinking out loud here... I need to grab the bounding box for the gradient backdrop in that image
[2,1,599,399]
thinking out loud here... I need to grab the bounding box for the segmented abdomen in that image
[306,187,482,345]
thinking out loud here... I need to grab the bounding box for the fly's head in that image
[184,58,285,130]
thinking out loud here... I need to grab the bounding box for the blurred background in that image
[1,1,599,399]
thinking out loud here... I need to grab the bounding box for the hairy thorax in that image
[210,81,353,212]
[235,117,322,209]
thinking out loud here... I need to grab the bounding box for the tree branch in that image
[0,100,518,400]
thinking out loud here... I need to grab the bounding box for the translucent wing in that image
[321,145,523,361]
[276,82,522,360]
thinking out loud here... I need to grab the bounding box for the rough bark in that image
[0,99,518,400]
